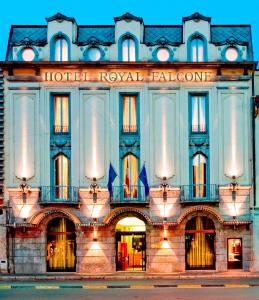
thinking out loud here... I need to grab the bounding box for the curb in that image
[1,284,259,289]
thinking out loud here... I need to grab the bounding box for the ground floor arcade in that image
[4,206,252,274]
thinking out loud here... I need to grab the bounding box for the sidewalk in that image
[0,271,259,281]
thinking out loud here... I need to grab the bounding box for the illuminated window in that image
[190,37,205,62]
[122,95,137,133]
[54,154,69,199]
[53,95,69,133]
[225,47,239,62]
[87,47,101,61]
[123,154,138,199]
[54,37,69,61]
[122,38,136,62]
[156,47,170,62]
[47,218,76,272]
[185,216,215,270]
[193,153,207,198]
[191,95,207,133]
[22,48,35,61]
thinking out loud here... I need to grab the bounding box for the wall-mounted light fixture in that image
[19,177,30,204]
[230,176,238,202]
[90,177,99,203]
[160,177,169,203]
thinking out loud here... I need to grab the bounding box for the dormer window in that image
[190,36,205,62]
[225,47,239,62]
[121,37,137,62]
[22,47,35,61]
[54,37,69,61]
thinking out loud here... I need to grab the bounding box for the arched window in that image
[121,37,136,62]
[46,217,76,272]
[54,154,69,199]
[123,154,138,198]
[192,153,207,198]
[185,216,215,270]
[54,37,69,61]
[190,37,205,62]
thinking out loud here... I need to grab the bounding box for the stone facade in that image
[0,12,256,274]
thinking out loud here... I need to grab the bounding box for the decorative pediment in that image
[183,12,211,23]
[46,12,76,23]
[114,12,143,24]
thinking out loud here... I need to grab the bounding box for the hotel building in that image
[0,12,256,274]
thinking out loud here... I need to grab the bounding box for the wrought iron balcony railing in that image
[180,184,219,203]
[40,186,79,204]
[110,185,149,204]
[53,125,69,134]
[122,125,138,134]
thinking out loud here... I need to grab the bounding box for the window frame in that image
[83,46,104,62]
[120,93,140,135]
[222,46,242,62]
[187,33,208,62]
[50,33,71,61]
[118,33,138,62]
[51,94,71,135]
[17,46,39,62]
[153,46,174,62]
[189,93,209,135]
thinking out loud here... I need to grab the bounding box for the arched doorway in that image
[46,217,76,272]
[115,217,146,271]
[185,216,215,270]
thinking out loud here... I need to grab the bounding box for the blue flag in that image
[139,164,149,197]
[107,163,117,196]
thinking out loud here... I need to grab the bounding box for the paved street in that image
[1,286,259,300]
[1,279,259,300]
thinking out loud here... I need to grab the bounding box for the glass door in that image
[116,232,146,271]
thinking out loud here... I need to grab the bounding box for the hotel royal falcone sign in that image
[41,69,215,84]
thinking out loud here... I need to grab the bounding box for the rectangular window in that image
[191,95,207,133]
[227,238,242,269]
[122,95,137,133]
[53,95,69,133]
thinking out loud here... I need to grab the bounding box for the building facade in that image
[0,12,256,274]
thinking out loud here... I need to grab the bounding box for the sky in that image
[0,0,259,62]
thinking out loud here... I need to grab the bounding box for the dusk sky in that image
[1,0,258,62]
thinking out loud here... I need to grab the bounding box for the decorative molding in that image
[214,36,248,47]
[46,12,76,24]
[11,37,47,47]
[146,36,181,47]
[77,36,113,47]
[183,12,211,23]
[177,205,224,224]
[104,207,152,225]
[114,12,143,24]
[28,208,81,225]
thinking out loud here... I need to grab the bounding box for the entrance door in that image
[116,232,146,271]
[115,217,146,271]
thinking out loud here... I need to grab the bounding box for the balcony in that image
[122,125,138,134]
[40,186,79,204]
[180,184,219,203]
[110,185,149,205]
[53,125,69,134]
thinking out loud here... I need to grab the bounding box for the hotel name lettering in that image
[42,70,213,83]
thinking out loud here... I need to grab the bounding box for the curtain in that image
[46,218,75,271]
[122,38,135,62]
[186,217,215,269]
[191,38,204,62]
[123,96,137,132]
[55,155,69,199]
[123,154,138,198]
[55,38,68,62]
[54,96,69,133]
[193,154,206,198]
